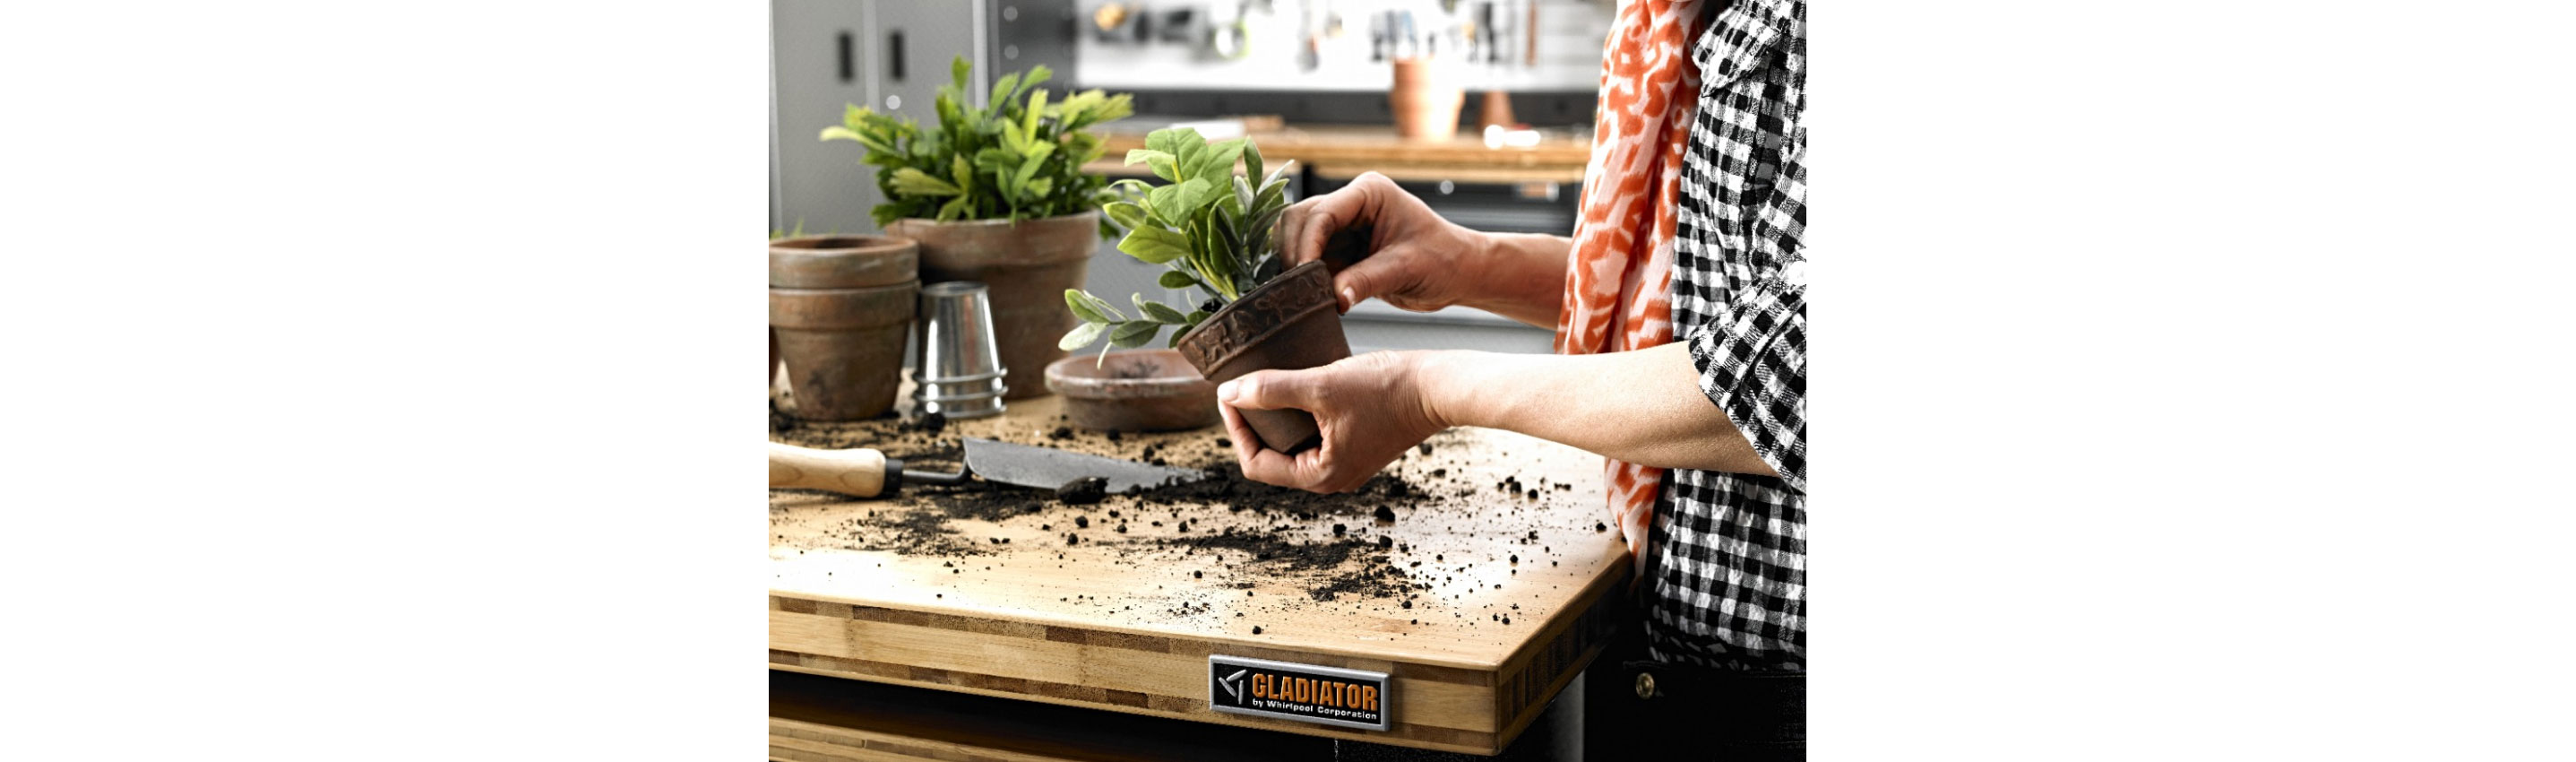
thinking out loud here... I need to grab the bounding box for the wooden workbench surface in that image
[769,389,1626,755]
[1090,123,1592,184]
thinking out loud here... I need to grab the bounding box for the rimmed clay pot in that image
[770,235,919,420]
[1174,260,1352,454]
[888,211,1098,401]
[1045,349,1219,432]
[1390,57,1464,141]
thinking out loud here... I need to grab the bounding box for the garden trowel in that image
[768,437,1204,499]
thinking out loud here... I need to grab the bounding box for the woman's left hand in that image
[1217,351,1446,493]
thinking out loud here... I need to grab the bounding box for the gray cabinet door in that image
[772,0,882,236]
[869,0,983,122]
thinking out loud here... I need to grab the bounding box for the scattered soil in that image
[773,409,1577,617]
[1105,357,1161,379]
[1056,477,1109,506]
[828,507,993,558]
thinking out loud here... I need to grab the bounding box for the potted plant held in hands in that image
[822,59,1133,400]
[1060,128,1350,454]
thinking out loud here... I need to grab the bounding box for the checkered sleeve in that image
[1686,278,1805,492]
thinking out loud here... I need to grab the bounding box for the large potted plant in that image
[1060,128,1349,454]
[822,59,1133,401]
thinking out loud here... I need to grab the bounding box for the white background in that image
[4,1,2572,758]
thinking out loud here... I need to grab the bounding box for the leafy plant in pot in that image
[1060,128,1350,454]
[822,58,1133,401]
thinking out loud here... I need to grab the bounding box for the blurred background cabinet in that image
[771,0,982,237]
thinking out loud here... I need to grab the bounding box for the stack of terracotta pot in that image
[770,235,919,420]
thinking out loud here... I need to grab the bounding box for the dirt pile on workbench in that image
[772,411,1558,609]
[823,506,992,558]
[1150,528,1425,604]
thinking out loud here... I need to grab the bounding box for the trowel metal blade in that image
[962,437,1207,494]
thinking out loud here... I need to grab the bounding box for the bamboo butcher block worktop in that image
[769,391,1626,755]
[1090,124,1594,185]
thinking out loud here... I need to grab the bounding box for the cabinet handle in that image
[835,31,853,83]
[887,30,906,82]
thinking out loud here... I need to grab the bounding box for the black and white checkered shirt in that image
[1653,0,1807,671]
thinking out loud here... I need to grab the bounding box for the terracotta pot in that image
[887,212,1099,401]
[1478,90,1516,130]
[771,283,917,420]
[1045,350,1219,432]
[1390,58,1464,141]
[1173,260,1352,454]
[770,235,920,420]
[771,234,918,289]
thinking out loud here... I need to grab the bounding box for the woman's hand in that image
[1275,172,1573,327]
[1216,351,1447,493]
[1219,347,1777,492]
[1275,172,1487,314]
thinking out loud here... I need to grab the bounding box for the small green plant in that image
[1059,127,1295,359]
[821,58,1133,230]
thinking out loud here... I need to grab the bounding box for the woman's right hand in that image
[1274,171,1488,314]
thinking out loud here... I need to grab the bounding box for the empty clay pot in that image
[1045,350,1219,432]
[1173,260,1352,454]
[770,235,919,420]
[1390,58,1464,141]
[888,212,1099,402]
[771,234,919,289]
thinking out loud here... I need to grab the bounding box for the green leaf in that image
[1261,159,1298,191]
[990,72,1022,110]
[1145,127,1190,158]
[819,126,864,143]
[1012,143,1055,188]
[1063,290,1124,324]
[1057,320,1108,351]
[1145,181,1194,222]
[1122,148,1177,179]
[1133,294,1188,325]
[1107,320,1161,349]
[1157,269,1202,290]
[1117,227,1193,264]
[1021,88,1047,144]
[1108,178,1154,198]
[1193,138,1247,186]
[1172,178,1219,216]
[1104,201,1148,229]
[890,168,962,197]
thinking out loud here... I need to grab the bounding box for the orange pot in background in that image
[1389,58,1463,141]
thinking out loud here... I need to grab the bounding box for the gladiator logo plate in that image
[1207,654,1391,731]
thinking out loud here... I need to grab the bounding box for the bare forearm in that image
[1415,344,1776,475]
[1457,232,1571,328]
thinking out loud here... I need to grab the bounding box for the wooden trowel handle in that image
[769,442,892,498]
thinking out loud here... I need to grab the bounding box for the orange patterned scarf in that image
[1556,0,1705,570]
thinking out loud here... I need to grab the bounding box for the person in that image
[1217,0,1805,757]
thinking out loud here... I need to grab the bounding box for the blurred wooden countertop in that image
[770,387,1626,756]
[1090,124,1591,185]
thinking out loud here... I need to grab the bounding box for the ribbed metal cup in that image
[910,281,1008,419]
